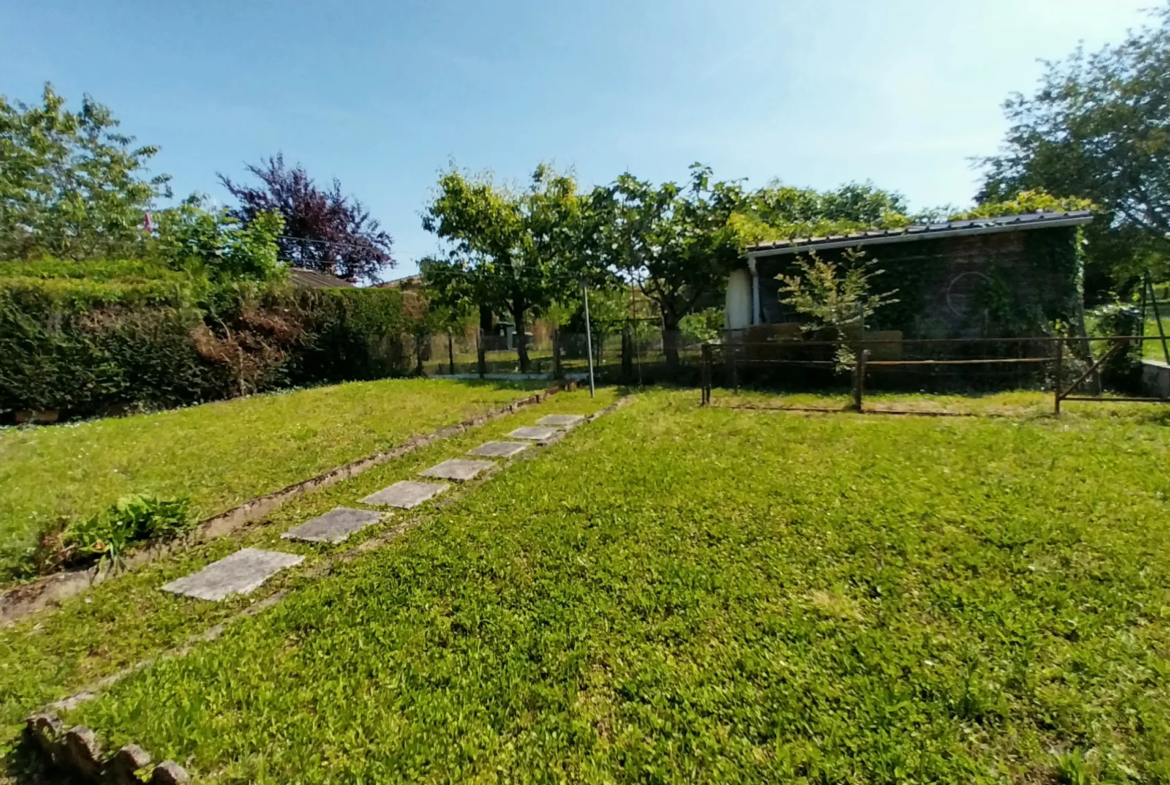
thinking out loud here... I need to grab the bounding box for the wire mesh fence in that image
[699,335,1170,414]
[415,327,707,383]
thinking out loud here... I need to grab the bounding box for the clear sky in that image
[0,0,1153,280]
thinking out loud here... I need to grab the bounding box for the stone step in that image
[361,481,449,509]
[509,426,560,441]
[536,414,585,427]
[419,459,495,481]
[282,508,385,544]
[162,549,303,602]
[468,441,531,459]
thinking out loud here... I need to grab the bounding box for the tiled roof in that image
[745,210,1094,256]
[288,268,356,288]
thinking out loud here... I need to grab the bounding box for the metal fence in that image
[699,335,1170,415]
[417,327,707,383]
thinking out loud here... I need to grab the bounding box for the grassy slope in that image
[51,392,1170,783]
[0,378,540,578]
[0,388,618,753]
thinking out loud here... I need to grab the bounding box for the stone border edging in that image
[0,382,578,625]
[25,712,190,784]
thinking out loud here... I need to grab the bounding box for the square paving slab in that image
[537,414,586,427]
[468,441,531,459]
[509,426,560,441]
[162,548,304,602]
[282,507,384,544]
[361,480,449,509]
[420,458,495,481]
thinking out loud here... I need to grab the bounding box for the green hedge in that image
[0,276,408,417]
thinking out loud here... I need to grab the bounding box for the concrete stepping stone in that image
[420,458,495,481]
[537,414,585,427]
[162,548,303,602]
[509,426,560,441]
[468,441,530,459]
[361,481,448,509]
[282,507,384,544]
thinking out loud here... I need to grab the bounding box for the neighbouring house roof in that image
[374,274,422,289]
[744,210,1094,259]
[288,268,356,289]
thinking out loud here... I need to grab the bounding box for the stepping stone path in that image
[420,458,495,481]
[361,481,449,509]
[162,548,303,602]
[509,426,560,441]
[282,507,384,544]
[468,441,530,459]
[537,414,585,427]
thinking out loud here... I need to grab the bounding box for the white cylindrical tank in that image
[725,268,752,330]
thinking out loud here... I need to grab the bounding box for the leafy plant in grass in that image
[777,247,899,370]
[41,495,192,572]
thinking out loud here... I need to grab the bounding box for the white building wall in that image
[725,269,753,330]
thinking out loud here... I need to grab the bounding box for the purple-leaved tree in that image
[219,154,394,282]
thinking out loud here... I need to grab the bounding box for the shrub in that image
[1090,301,1144,392]
[37,495,193,572]
[0,276,409,417]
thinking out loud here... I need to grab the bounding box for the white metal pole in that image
[582,279,596,398]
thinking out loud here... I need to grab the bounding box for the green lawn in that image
[0,378,541,580]
[42,391,1170,783]
[0,388,618,758]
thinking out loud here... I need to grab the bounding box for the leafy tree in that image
[151,197,286,284]
[422,164,585,372]
[219,154,393,283]
[777,248,899,370]
[0,84,171,261]
[978,3,1170,295]
[592,165,744,371]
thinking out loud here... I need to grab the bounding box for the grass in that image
[0,378,542,581]
[0,388,618,759]
[29,390,1170,783]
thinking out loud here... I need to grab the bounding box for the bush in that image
[0,276,409,417]
[37,495,193,572]
[1090,301,1144,392]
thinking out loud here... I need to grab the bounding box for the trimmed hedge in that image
[0,275,408,417]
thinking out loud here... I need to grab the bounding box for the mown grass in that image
[0,378,542,580]
[0,388,618,757]
[44,391,1170,783]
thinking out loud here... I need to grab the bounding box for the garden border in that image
[0,381,578,625]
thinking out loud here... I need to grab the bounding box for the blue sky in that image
[0,0,1152,280]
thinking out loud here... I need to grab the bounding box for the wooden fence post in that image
[853,348,868,412]
[477,329,486,379]
[447,332,455,375]
[1054,337,1063,415]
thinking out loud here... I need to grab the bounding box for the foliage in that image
[978,4,1170,294]
[422,164,586,371]
[592,165,744,368]
[0,275,410,417]
[1088,300,1145,392]
[0,258,184,283]
[219,154,394,283]
[951,190,1096,221]
[48,495,192,572]
[41,390,1170,783]
[0,84,171,263]
[679,307,724,343]
[150,197,287,284]
[777,248,899,368]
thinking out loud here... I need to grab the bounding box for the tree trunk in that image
[662,316,681,376]
[513,304,530,373]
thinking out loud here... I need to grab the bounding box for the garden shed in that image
[726,211,1094,339]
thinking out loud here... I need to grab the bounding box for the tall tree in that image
[593,165,745,371]
[422,164,585,372]
[219,154,393,282]
[978,3,1170,295]
[0,84,171,261]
